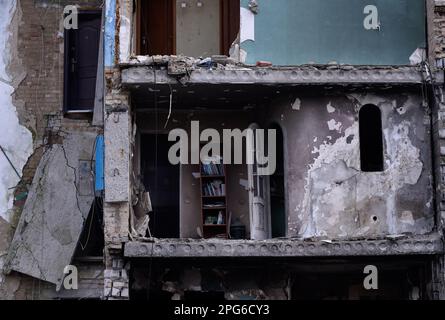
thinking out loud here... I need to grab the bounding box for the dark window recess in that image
[359,104,384,172]
[64,12,101,112]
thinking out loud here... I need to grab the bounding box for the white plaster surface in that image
[240,7,255,43]
[0,0,33,222]
[118,4,130,63]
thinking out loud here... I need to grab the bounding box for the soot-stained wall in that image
[265,89,434,239]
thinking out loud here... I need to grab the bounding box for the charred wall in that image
[265,88,434,239]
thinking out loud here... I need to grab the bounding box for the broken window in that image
[137,0,240,56]
[64,11,101,113]
[359,104,384,172]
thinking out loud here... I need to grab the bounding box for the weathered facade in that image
[0,0,104,299]
[1,0,445,300]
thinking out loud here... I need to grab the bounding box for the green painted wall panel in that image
[240,0,425,65]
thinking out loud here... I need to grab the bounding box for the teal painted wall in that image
[240,0,426,65]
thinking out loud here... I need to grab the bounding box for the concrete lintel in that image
[124,234,444,258]
[121,66,430,87]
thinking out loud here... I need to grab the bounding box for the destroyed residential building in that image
[0,0,445,300]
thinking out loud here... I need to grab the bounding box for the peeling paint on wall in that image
[0,0,33,223]
[327,102,336,113]
[327,119,342,132]
[267,92,433,240]
[105,0,116,67]
[291,98,301,111]
[298,104,427,238]
[118,0,131,64]
[240,7,255,43]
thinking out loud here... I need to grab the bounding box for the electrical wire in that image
[79,135,102,251]
[147,56,158,300]
[163,83,173,129]
[0,145,22,180]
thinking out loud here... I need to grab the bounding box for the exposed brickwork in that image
[434,6,445,61]
[103,258,129,300]
[12,1,102,199]
[431,1,445,299]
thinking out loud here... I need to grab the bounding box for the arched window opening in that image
[359,104,384,172]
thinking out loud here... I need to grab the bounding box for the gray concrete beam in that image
[121,66,438,86]
[124,234,444,258]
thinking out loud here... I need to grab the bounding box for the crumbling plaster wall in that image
[430,1,445,64]
[1,0,103,300]
[0,0,33,224]
[265,90,434,239]
[0,1,33,293]
[103,67,132,299]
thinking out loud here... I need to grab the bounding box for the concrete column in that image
[103,69,132,299]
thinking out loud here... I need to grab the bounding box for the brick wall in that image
[13,0,103,196]
[434,4,445,62]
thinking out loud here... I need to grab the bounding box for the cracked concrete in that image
[5,132,96,286]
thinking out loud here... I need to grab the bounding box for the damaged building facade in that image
[104,0,445,300]
[0,0,105,299]
[1,0,445,300]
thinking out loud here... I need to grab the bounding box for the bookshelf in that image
[200,158,228,239]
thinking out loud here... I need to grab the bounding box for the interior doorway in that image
[141,134,180,238]
[64,11,101,112]
[137,0,240,56]
[247,123,271,240]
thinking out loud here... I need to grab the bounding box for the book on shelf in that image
[201,157,225,176]
[200,155,228,239]
[204,211,225,225]
[202,180,225,196]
